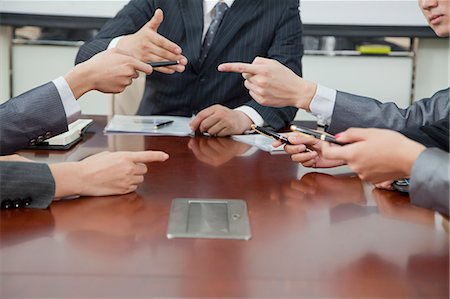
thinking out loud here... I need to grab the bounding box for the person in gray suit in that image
[1,48,153,155]
[218,0,449,215]
[1,49,169,209]
[75,0,303,136]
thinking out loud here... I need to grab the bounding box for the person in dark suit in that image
[218,0,449,215]
[0,49,169,209]
[75,0,303,136]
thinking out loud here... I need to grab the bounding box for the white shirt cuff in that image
[108,36,124,49]
[52,77,81,124]
[235,105,264,127]
[309,85,337,126]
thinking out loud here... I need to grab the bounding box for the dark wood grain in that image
[1,116,448,298]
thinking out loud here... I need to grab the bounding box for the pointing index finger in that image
[218,62,262,75]
[127,151,170,163]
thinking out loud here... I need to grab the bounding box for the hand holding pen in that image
[272,129,346,168]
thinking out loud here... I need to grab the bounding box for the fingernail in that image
[335,133,343,139]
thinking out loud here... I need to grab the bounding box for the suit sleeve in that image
[410,148,449,216]
[244,0,303,129]
[0,82,68,155]
[75,0,154,64]
[327,88,450,134]
[0,162,55,209]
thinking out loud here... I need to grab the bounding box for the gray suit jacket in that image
[410,148,449,216]
[76,0,303,130]
[328,88,450,134]
[0,82,68,155]
[0,162,55,209]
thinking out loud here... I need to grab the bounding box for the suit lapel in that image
[201,0,261,70]
[177,0,204,72]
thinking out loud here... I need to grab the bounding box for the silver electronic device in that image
[167,198,251,240]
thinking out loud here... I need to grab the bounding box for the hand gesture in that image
[273,132,345,168]
[322,128,426,183]
[65,48,153,98]
[117,9,188,74]
[218,57,317,110]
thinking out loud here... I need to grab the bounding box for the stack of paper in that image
[104,115,193,136]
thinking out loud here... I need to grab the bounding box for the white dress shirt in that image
[309,85,338,126]
[52,77,81,124]
[108,0,265,127]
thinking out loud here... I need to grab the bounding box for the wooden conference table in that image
[1,116,449,298]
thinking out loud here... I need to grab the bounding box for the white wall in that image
[414,38,450,101]
[0,0,428,27]
[0,26,11,103]
[12,44,109,115]
[296,53,414,120]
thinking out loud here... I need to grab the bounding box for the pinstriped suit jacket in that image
[0,82,68,155]
[76,0,303,130]
[327,88,450,134]
[0,162,55,209]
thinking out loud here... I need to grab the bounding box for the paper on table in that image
[104,115,193,136]
[231,134,286,154]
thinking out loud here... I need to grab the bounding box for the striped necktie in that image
[199,1,229,65]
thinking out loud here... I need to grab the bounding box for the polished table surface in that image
[1,116,449,298]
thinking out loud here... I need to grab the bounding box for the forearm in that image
[329,88,450,134]
[0,162,56,209]
[48,162,82,198]
[410,148,450,215]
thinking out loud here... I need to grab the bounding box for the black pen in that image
[251,124,292,145]
[290,125,349,146]
[154,120,174,129]
[148,60,179,68]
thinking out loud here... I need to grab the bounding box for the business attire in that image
[309,85,450,214]
[0,162,55,209]
[410,148,449,216]
[76,0,303,130]
[0,78,80,155]
[308,86,449,135]
[400,115,449,151]
[0,77,80,209]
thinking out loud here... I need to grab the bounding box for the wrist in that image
[64,63,94,99]
[237,111,254,132]
[296,79,317,111]
[401,142,426,176]
[49,162,82,198]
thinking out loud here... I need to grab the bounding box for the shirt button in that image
[37,136,44,143]
[29,139,37,146]
[45,131,52,139]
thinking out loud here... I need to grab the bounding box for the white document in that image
[231,134,286,154]
[104,115,193,136]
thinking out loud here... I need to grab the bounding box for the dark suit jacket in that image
[76,0,303,130]
[0,162,55,209]
[401,115,449,151]
[0,82,68,155]
[327,88,450,134]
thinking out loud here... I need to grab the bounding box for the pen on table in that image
[290,125,349,146]
[154,120,174,129]
[148,60,179,68]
